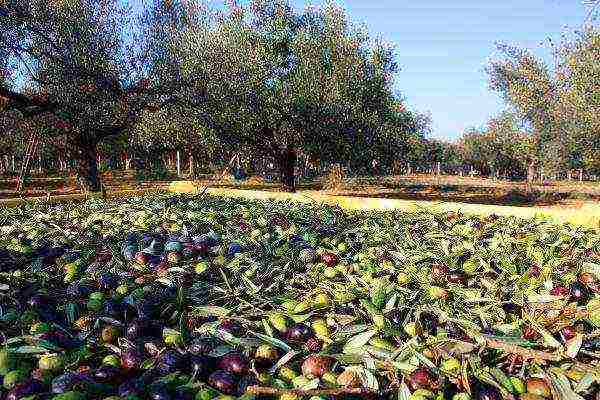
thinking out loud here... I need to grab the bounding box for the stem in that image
[247,386,375,397]
[485,339,561,362]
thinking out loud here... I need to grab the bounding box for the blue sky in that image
[203,0,591,141]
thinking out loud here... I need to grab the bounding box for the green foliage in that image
[458,110,534,178]
[486,26,600,175]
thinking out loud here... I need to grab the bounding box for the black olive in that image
[386,308,410,328]
[476,384,501,400]
[501,302,522,316]
[419,312,439,336]
[126,317,151,339]
[444,322,463,338]
[173,386,195,400]
[93,365,121,384]
[148,383,172,400]
[570,282,590,304]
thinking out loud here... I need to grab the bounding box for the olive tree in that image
[0,0,193,191]
[170,0,410,191]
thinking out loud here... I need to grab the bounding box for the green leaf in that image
[249,331,292,352]
[192,306,232,317]
[547,370,586,400]
[10,345,50,354]
[343,329,377,354]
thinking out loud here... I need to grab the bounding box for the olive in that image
[526,377,551,397]
[419,312,439,336]
[550,286,569,296]
[103,299,124,318]
[218,352,249,375]
[558,326,576,343]
[66,283,94,299]
[121,349,144,370]
[28,294,52,308]
[386,308,410,327]
[93,365,121,384]
[6,379,45,400]
[51,372,89,394]
[208,371,237,395]
[148,383,172,400]
[476,385,501,400]
[301,355,333,378]
[99,272,118,290]
[157,350,184,374]
[188,337,218,356]
[118,379,144,397]
[570,282,590,304]
[501,302,522,316]
[431,265,449,280]
[408,368,437,391]
[286,324,314,343]
[443,322,464,339]
[189,355,210,376]
[135,299,156,319]
[126,317,151,339]
[522,326,539,341]
[447,271,467,285]
[528,265,541,278]
[305,337,322,352]
[218,319,244,336]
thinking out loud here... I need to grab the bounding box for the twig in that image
[246,386,376,397]
[485,339,561,361]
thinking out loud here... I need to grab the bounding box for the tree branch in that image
[0,85,57,117]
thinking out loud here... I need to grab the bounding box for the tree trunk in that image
[189,152,195,178]
[68,135,101,193]
[527,160,535,183]
[278,146,297,192]
[176,150,181,177]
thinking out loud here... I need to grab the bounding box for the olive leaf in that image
[343,329,377,354]
[249,331,292,352]
[547,370,586,400]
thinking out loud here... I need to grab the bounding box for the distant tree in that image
[485,26,600,176]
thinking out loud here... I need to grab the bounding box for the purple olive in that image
[419,312,439,336]
[476,385,501,400]
[157,350,184,374]
[118,379,144,397]
[148,383,172,400]
[103,299,124,318]
[218,319,244,336]
[218,352,249,375]
[121,349,144,370]
[189,355,209,375]
[570,282,590,304]
[208,370,237,395]
[6,379,45,400]
[99,272,118,290]
[387,308,410,327]
[286,324,314,343]
[173,386,194,400]
[126,317,151,339]
[93,365,121,384]
[28,294,51,308]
